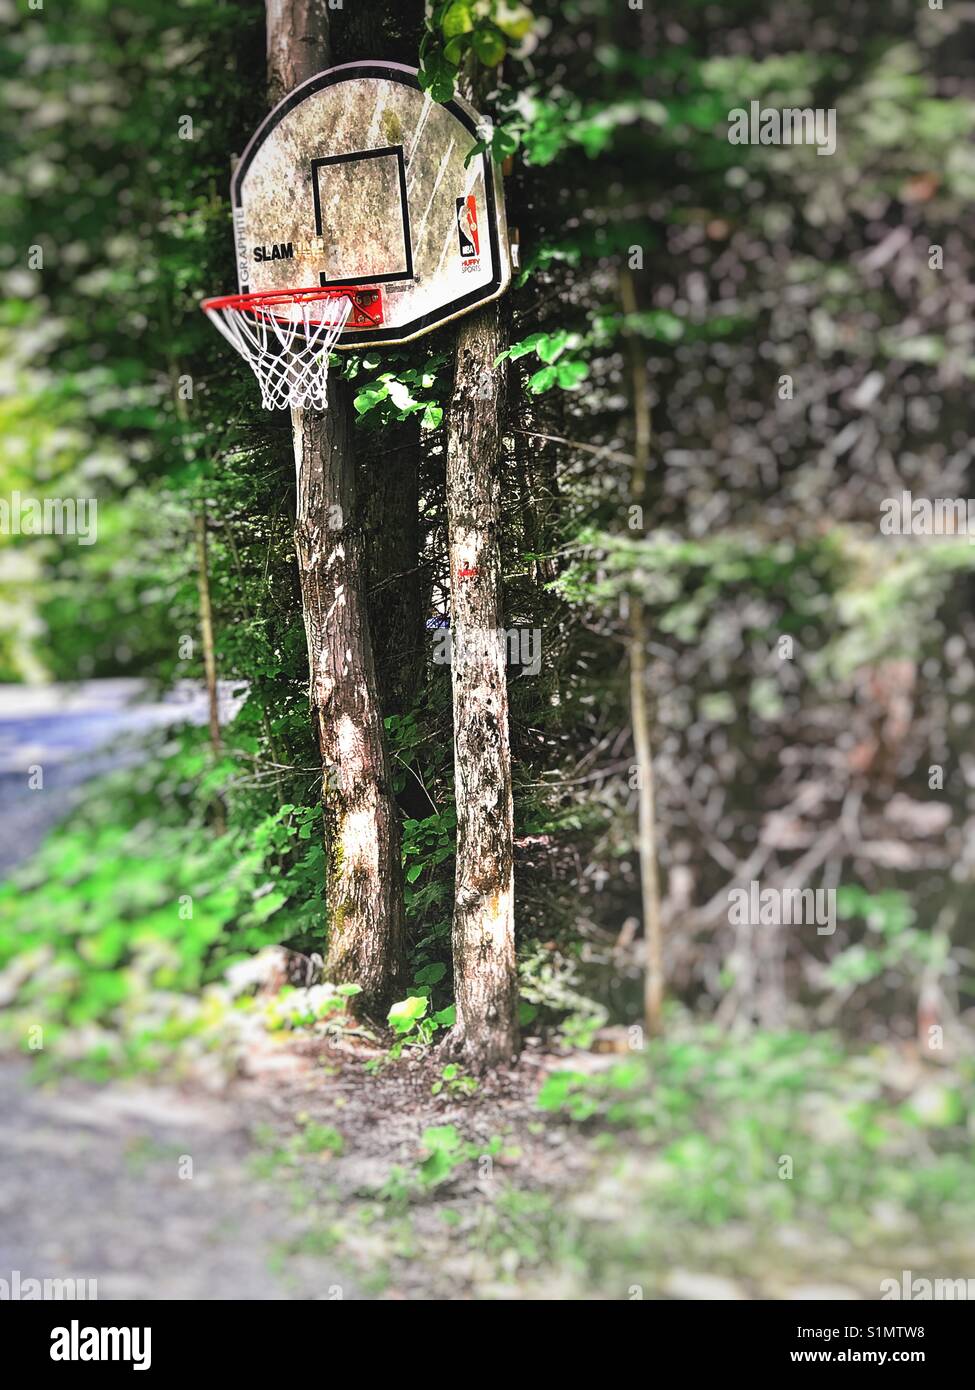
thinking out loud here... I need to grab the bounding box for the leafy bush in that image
[537,1029,975,1228]
[0,724,329,1065]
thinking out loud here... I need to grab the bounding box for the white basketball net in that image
[203,292,353,410]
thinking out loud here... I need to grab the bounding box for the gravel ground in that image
[0,1058,359,1300]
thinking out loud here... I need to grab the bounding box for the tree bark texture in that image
[629,599,664,1035]
[266,0,331,104]
[292,382,406,1013]
[194,506,222,757]
[265,0,406,1014]
[445,302,520,1068]
[620,266,665,1036]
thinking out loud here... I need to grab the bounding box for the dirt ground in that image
[0,1036,585,1302]
[3,1032,964,1302]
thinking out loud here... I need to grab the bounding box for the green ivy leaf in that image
[443,36,470,66]
[387,994,429,1033]
[493,126,520,160]
[464,137,489,168]
[536,329,571,364]
[441,0,474,38]
[472,26,507,66]
[415,961,447,984]
[555,359,589,388]
[249,889,287,922]
[496,4,533,40]
[537,1070,587,1111]
[353,385,388,415]
[420,1147,456,1184]
[528,365,558,393]
[501,331,546,362]
[421,1123,461,1151]
[387,379,417,412]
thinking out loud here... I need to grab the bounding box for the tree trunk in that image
[445,301,520,1068]
[340,8,424,722]
[266,0,332,104]
[292,386,406,1011]
[194,506,222,758]
[266,0,406,1015]
[629,599,663,1035]
[620,266,664,1037]
[168,358,222,762]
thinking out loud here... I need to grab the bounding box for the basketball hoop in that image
[206,64,512,400]
[201,286,382,410]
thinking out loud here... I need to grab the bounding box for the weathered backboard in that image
[231,61,511,348]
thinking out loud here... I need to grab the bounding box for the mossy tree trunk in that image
[266,0,406,1016]
[445,300,520,1068]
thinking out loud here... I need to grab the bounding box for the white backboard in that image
[230,61,512,348]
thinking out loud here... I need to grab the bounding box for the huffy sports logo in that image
[456,195,480,267]
[50,1320,151,1371]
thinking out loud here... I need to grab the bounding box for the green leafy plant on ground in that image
[0,724,340,1074]
[380,992,457,1064]
[379,1125,504,1204]
[431,1063,478,1098]
[239,1027,975,1301]
[249,1117,344,1177]
[536,1029,975,1230]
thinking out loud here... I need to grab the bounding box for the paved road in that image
[0,680,239,876]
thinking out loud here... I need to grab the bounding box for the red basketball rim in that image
[201,285,381,327]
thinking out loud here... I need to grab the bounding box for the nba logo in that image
[456,195,479,261]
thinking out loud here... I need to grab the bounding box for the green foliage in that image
[1,0,972,1112]
[496,330,590,393]
[0,727,328,1064]
[431,1062,479,1097]
[291,1117,345,1157]
[381,993,456,1062]
[265,982,361,1032]
[350,352,448,431]
[251,1116,344,1174]
[0,0,264,681]
[554,528,975,676]
[497,94,668,167]
[374,1126,502,1205]
[382,708,459,995]
[419,1,535,103]
[387,994,431,1034]
[418,1124,501,1187]
[401,808,456,893]
[536,1030,975,1228]
[826,887,950,992]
